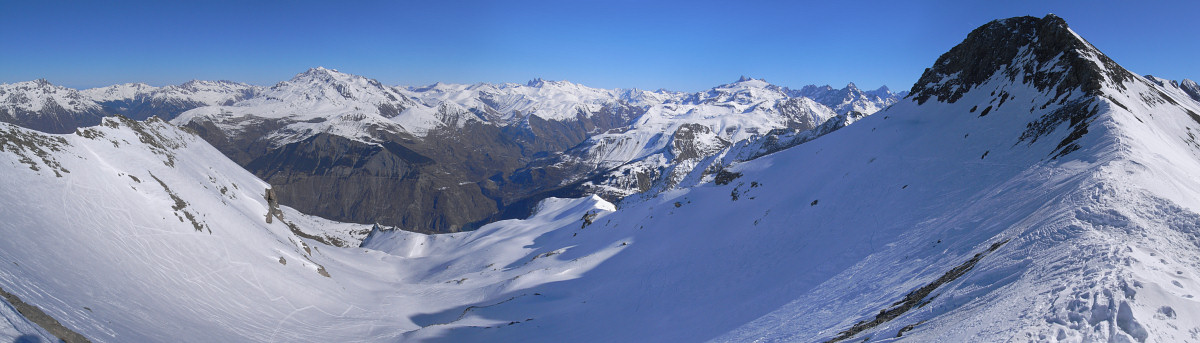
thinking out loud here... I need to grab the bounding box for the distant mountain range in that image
[1,71,902,232]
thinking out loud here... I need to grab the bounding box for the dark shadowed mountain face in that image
[181,99,643,233]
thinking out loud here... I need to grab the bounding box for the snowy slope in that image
[0,117,630,342]
[387,14,1200,342]
[0,117,375,341]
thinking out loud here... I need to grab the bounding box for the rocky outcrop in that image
[264,188,281,223]
[909,14,1133,105]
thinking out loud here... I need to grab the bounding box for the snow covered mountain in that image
[175,68,664,146]
[400,77,675,125]
[4,13,1200,343]
[521,77,842,201]
[794,82,903,115]
[82,80,261,121]
[171,68,658,232]
[0,79,108,133]
[0,79,259,134]
[169,69,885,232]
[1145,75,1200,103]
[0,68,898,234]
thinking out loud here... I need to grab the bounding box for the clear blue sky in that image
[2,0,1197,92]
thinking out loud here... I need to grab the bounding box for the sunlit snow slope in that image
[0,116,624,342]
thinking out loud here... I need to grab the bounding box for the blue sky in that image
[1,0,1197,92]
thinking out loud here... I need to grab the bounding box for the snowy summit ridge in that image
[910,14,1132,105]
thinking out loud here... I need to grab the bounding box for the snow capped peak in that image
[264,67,399,104]
[909,14,1133,105]
[80,83,160,102]
[1180,78,1200,102]
[711,77,778,92]
[793,83,899,115]
[175,79,245,91]
[0,79,99,115]
[684,78,788,107]
[283,67,362,87]
[302,66,337,76]
[727,76,770,88]
[174,68,421,145]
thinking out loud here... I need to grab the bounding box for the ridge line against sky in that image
[1,0,1197,92]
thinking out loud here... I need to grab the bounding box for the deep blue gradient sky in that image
[2,1,1197,92]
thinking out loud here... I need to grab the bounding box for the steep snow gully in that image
[2,14,1200,342]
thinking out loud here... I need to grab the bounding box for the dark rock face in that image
[908,14,1141,160]
[670,123,729,162]
[909,14,1133,105]
[0,104,108,134]
[1019,98,1098,158]
[184,101,641,233]
[0,285,91,343]
[241,132,495,233]
[96,97,231,122]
